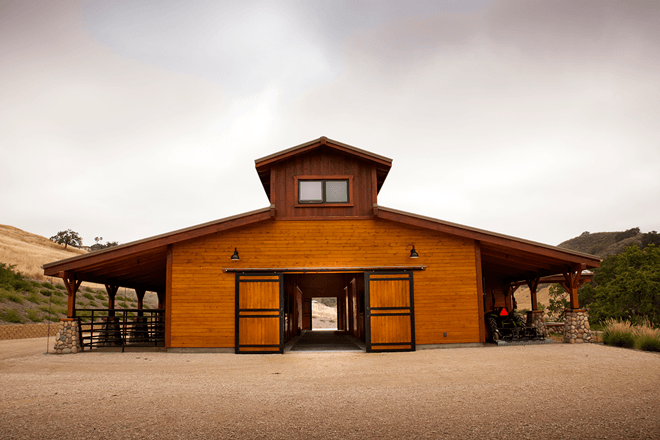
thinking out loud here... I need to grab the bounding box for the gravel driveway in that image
[1,340,659,439]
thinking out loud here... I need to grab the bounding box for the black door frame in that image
[365,270,416,353]
[234,272,284,354]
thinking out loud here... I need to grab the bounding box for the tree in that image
[641,231,660,249]
[588,244,660,325]
[547,284,570,321]
[50,229,83,250]
[614,227,640,243]
[90,239,119,251]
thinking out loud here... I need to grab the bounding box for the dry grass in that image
[632,318,660,339]
[514,284,552,310]
[604,318,635,333]
[0,224,86,282]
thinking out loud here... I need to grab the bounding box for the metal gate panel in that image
[235,273,283,353]
[365,271,415,352]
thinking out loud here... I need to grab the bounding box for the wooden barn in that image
[44,137,601,353]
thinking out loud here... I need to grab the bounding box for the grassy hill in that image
[0,225,156,325]
[557,229,643,258]
[0,224,88,281]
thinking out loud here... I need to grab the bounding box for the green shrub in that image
[51,289,65,297]
[55,284,65,290]
[88,301,98,308]
[26,309,43,322]
[76,301,85,307]
[638,336,660,352]
[0,289,24,304]
[0,308,24,323]
[44,315,59,322]
[41,281,53,288]
[40,289,53,297]
[39,305,56,315]
[49,297,65,306]
[94,292,106,300]
[116,295,130,302]
[602,330,635,348]
[26,292,44,304]
[11,279,34,293]
[84,287,94,292]
[118,302,129,308]
[101,301,109,307]
[82,293,95,301]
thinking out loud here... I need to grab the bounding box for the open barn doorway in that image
[283,273,366,352]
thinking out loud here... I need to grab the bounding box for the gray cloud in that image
[1,0,658,248]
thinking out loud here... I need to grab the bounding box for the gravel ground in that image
[1,340,659,439]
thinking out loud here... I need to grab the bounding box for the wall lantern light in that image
[410,245,419,258]
[230,248,240,260]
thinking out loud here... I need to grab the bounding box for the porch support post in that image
[474,241,485,342]
[165,245,173,348]
[525,277,547,338]
[560,264,593,344]
[105,285,119,317]
[560,263,585,310]
[526,278,540,311]
[61,272,81,318]
[506,284,519,311]
[135,288,146,316]
[104,284,120,346]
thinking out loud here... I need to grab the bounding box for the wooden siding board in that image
[169,218,478,348]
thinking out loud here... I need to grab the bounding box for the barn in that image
[44,137,601,353]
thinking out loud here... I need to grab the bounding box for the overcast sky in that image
[2,0,659,250]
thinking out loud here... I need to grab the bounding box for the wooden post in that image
[165,245,173,348]
[105,285,119,317]
[505,284,519,311]
[526,278,540,311]
[475,242,485,342]
[135,288,146,316]
[62,272,81,318]
[560,264,585,310]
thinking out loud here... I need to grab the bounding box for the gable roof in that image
[255,136,393,198]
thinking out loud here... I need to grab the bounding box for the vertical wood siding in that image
[170,218,478,347]
[269,149,375,218]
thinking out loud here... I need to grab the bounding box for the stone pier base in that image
[526,310,548,338]
[53,318,82,354]
[563,309,593,343]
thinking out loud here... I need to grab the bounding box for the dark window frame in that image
[294,175,354,207]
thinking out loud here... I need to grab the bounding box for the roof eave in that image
[374,205,601,267]
[43,206,276,275]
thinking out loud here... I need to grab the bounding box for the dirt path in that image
[0,336,50,361]
[1,343,659,439]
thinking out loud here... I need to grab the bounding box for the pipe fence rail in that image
[75,308,165,352]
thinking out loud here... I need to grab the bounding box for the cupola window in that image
[298,179,349,204]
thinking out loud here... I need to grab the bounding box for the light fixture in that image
[410,245,419,258]
[230,248,240,260]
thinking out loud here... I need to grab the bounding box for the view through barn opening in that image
[312,298,337,330]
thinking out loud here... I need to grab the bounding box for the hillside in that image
[517,227,657,313]
[557,228,643,258]
[0,225,156,325]
[0,224,87,281]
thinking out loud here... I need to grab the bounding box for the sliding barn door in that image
[365,271,415,352]
[235,273,283,354]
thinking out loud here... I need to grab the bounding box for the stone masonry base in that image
[563,309,593,343]
[53,319,82,354]
[526,310,548,338]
